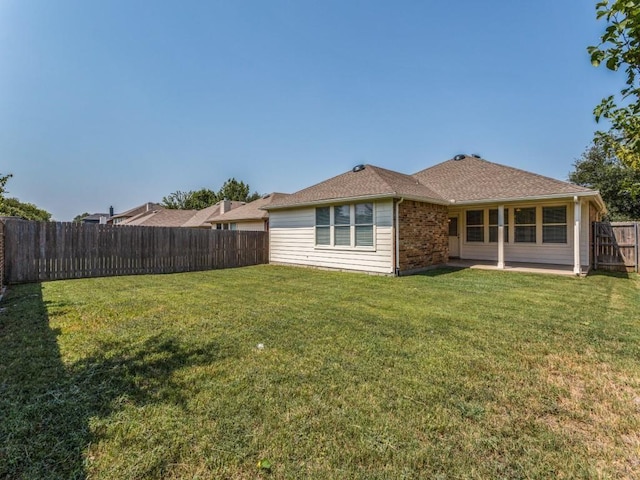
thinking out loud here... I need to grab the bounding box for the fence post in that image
[635,222,640,273]
[0,219,4,292]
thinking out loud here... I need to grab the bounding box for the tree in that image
[588,1,640,169]
[0,172,52,221]
[1,198,52,221]
[217,178,260,202]
[162,188,219,209]
[569,141,640,220]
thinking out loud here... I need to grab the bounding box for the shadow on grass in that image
[0,283,223,479]
[413,266,466,277]
[587,269,631,279]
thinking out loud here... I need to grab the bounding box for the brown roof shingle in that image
[266,156,599,210]
[119,208,199,227]
[209,193,290,222]
[268,165,446,209]
[413,156,593,202]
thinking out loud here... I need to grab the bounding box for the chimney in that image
[220,199,231,214]
[109,206,114,217]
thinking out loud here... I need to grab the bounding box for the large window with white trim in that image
[514,207,536,243]
[542,206,567,243]
[315,203,375,248]
[466,210,484,242]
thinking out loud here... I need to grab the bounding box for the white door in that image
[448,216,460,258]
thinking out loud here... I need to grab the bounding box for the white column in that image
[497,205,505,269]
[573,199,582,275]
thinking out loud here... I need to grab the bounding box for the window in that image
[514,207,536,243]
[334,205,351,246]
[489,208,509,243]
[355,203,374,247]
[466,210,484,242]
[543,206,567,243]
[315,207,330,245]
[315,203,375,248]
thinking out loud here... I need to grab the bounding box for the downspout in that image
[395,197,404,276]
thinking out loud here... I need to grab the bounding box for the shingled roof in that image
[181,200,245,227]
[267,165,446,209]
[413,155,594,203]
[119,208,199,227]
[266,156,599,210]
[209,193,290,222]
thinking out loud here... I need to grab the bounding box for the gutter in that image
[263,193,449,211]
[395,198,404,276]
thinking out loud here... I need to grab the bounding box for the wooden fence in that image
[592,221,639,273]
[1,219,269,284]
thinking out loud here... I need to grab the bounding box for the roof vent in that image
[471,153,481,158]
[352,164,365,172]
[453,154,466,161]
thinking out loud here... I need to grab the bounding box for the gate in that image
[592,222,639,272]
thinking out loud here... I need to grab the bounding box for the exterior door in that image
[448,216,460,258]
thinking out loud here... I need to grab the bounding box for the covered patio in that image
[446,259,580,276]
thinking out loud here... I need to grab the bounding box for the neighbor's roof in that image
[181,200,245,227]
[266,165,446,209]
[111,202,163,220]
[119,208,198,227]
[413,155,595,203]
[209,193,290,222]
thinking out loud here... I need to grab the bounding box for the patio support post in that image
[497,205,505,269]
[573,198,581,275]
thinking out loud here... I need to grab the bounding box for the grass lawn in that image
[1,265,639,479]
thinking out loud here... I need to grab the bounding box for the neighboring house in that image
[81,213,110,224]
[264,155,606,276]
[109,202,164,225]
[206,193,290,231]
[182,199,245,229]
[81,206,114,224]
[118,208,199,227]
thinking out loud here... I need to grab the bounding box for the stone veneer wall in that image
[398,200,449,273]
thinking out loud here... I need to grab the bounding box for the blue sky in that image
[0,0,619,221]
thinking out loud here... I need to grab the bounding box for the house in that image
[118,208,199,227]
[263,155,606,276]
[206,193,290,231]
[80,206,114,224]
[181,199,245,228]
[109,202,163,225]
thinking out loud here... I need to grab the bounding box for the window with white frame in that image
[466,210,484,242]
[542,206,567,243]
[514,207,536,243]
[315,207,330,245]
[315,203,375,248]
[489,208,509,243]
[355,203,374,247]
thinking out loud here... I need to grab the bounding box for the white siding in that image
[236,220,266,231]
[269,200,394,274]
[450,200,591,267]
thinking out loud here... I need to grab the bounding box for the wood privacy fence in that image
[1,218,269,284]
[592,221,639,273]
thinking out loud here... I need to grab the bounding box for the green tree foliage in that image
[162,179,261,209]
[588,0,640,169]
[0,172,52,221]
[1,198,52,221]
[569,142,640,220]
[217,178,260,202]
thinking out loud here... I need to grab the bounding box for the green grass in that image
[1,265,639,479]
